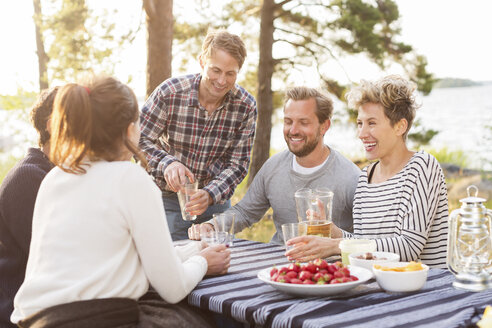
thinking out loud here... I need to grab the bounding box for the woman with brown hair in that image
[11,77,229,327]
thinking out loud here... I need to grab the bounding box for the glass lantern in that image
[447,185,492,291]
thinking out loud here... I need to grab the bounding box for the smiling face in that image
[199,49,239,101]
[357,102,407,161]
[283,98,330,158]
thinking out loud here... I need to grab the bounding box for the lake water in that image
[2,84,492,170]
[272,84,492,170]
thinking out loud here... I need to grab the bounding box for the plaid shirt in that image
[139,73,257,204]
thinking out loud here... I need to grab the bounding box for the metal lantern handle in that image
[466,185,478,198]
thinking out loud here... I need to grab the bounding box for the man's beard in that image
[285,131,321,158]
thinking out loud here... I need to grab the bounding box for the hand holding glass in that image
[177,181,198,221]
[281,222,308,251]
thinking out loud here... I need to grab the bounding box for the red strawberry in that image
[287,262,301,272]
[333,271,344,279]
[278,266,289,275]
[313,258,329,270]
[290,278,303,284]
[327,264,337,274]
[305,262,318,273]
[270,267,278,277]
[303,279,315,284]
[330,278,343,284]
[286,271,298,279]
[299,270,314,281]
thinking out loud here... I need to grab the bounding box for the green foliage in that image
[0,88,38,110]
[235,215,275,243]
[41,0,124,84]
[426,147,470,168]
[408,119,439,147]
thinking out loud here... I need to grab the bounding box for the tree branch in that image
[275,26,352,82]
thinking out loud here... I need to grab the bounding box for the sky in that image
[0,0,491,97]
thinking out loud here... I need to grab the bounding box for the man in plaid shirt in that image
[139,30,257,240]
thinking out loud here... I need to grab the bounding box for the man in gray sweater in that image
[189,86,360,244]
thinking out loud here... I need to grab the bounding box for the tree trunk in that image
[247,0,275,186]
[33,0,49,91]
[143,0,173,98]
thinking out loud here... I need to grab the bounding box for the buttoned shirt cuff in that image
[203,184,222,205]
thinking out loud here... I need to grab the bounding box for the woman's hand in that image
[199,244,231,275]
[285,235,342,262]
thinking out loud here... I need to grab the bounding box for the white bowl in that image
[349,251,400,272]
[372,262,429,292]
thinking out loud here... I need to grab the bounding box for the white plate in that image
[257,265,372,297]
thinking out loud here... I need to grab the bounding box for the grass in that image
[425,146,469,168]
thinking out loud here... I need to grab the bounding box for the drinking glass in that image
[201,231,230,246]
[295,187,333,223]
[212,213,235,246]
[281,222,308,251]
[177,181,198,221]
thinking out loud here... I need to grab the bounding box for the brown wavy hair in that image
[346,75,419,139]
[30,86,59,147]
[49,76,147,174]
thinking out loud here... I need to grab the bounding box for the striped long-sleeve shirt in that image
[139,74,257,204]
[343,151,449,268]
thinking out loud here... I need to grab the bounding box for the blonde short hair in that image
[346,75,418,139]
[200,30,247,69]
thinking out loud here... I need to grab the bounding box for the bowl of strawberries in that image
[257,259,372,297]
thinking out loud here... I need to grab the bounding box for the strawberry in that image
[299,270,314,281]
[305,262,318,273]
[313,272,325,283]
[278,266,289,275]
[330,278,343,284]
[277,276,291,283]
[333,270,344,279]
[327,264,337,274]
[270,267,278,277]
[286,271,298,279]
[313,258,329,270]
[290,278,303,284]
[287,262,301,272]
[340,267,351,277]
[303,279,315,284]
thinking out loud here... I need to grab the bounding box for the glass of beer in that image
[306,220,331,238]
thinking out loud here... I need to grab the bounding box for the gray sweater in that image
[223,147,361,244]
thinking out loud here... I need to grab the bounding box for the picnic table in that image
[178,239,491,328]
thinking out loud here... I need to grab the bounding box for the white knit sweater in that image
[12,160,207,323]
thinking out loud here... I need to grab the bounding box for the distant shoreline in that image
[434,77,492,89]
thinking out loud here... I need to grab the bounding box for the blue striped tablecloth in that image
[182,239,491,328]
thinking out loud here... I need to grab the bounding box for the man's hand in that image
[285,235,342,262]
[164,161,194,192]
[185,190,213,216]
[188,223,215,240]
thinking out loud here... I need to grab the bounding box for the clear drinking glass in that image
[201,231,230,246]
[212,213,235,246]
[281,222,308,251]
[177,181,198,221]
